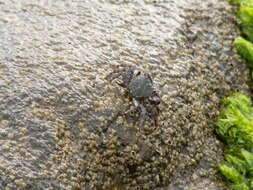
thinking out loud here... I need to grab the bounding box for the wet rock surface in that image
[0,0,250,189]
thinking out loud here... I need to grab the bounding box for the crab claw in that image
[105,65,126,81]
[106,64,135,88]
[105,71,123,82]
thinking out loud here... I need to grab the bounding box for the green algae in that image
[216,94,253,190]
[238,3,253,26]
[234,37,253,68]
[231,0,253,68]
[242,26,253,43]
[217,1,253,189]
[230,0,253,4]
[238,2,253,42]
[216,94,253,149]
[218,164,246,186]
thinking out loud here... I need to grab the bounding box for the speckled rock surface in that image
[0,0,250,189]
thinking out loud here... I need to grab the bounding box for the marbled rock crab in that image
[106,64,161,126]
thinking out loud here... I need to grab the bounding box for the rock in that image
[0,0,248,189]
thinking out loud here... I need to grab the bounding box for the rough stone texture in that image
[0,0,250,190]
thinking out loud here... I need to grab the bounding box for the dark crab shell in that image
[128,73,154,98]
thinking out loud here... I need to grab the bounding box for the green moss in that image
[225,154,247,175]
[218,1,253,189]
[216,93,253,150]
[231,0,253,67]
[230,0,253,4]
[238,3,253,26]
[218,164,245,184]
[230,183,250,190]
[234,37,253,68]
[242,26,253,43]
[216,94,253,189]
[237,2,253,42]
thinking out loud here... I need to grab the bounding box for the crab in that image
[106,64,161,126]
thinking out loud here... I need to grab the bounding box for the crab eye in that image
[133,70,141,76]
